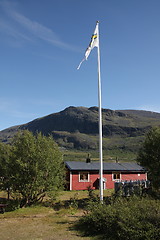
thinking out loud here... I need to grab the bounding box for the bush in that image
[76,196,160,240]
[0,130,64,207]
[137,127,160,190]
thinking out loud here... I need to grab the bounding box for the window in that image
[112,172,121,181]
[79,172,89,182]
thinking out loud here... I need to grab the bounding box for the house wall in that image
[71,171,98,191]
[70,171,147,190]
[106,172,147,189]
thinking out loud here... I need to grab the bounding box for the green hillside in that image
[0,106,160,161]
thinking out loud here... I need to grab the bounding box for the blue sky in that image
[1,0,160,131]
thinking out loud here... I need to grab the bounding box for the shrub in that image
[0,130,64,207]
[76,196,160,240]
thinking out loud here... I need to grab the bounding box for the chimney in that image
[86,153,91,163]
[115,157,119,163]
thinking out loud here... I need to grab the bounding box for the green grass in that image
[0,206,84,240]
[62,133,144,162]
[0,190,113,240]
[57,189,113,201]
[63,148,138,162]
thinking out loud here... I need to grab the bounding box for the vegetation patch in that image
[0,130,64,208]
[75,196,160,240]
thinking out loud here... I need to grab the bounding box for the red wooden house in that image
[65,160,147,190]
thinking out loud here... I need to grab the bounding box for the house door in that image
[93,178,106,189]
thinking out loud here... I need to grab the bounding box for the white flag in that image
[77,22,99,70]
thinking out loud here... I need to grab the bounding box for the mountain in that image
[0,106,160,153]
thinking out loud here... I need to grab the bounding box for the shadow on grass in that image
[56,220,69,224]
[68,220,105,240]
[53,194,115,211]
[54,196,115,240]
[53,198,89,211]
[0,197,21,212]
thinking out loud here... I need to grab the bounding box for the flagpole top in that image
[96,20,100,24]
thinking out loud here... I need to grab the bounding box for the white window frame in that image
[112,172,121,181]
[70,171,72,190]
[79,172,90,182]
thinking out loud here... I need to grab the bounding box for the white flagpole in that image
[77,21,103,202]
[97,21,103,202]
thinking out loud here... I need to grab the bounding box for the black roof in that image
[65,161,146,172]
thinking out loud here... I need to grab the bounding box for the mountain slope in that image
[0,106,160,151]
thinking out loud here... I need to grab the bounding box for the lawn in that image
[0,190,113,240]
[0,206,89,240]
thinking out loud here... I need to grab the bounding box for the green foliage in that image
[137,127,160,189]
[0,130,64,207]
[54,131,98,150]
[69,193,79,211]
[76,196,160,240]
[0,142,12,196]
